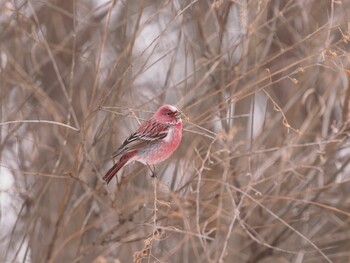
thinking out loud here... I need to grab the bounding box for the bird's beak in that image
[176,111,189,121]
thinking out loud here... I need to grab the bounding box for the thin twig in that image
[0,120,80,132]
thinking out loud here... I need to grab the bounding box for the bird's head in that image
[153,104,183,125]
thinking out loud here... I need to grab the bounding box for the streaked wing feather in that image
[112,120,169,158]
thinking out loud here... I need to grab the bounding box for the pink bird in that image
[103,104,184,184]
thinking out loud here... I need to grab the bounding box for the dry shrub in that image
[1,0,350,262]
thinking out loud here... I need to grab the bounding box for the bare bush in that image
[1,0,350,262]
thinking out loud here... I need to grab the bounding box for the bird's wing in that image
[112,120,169,158]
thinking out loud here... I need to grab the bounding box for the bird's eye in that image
[167,112,172,116]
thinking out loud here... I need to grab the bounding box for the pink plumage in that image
[103,104,183,184]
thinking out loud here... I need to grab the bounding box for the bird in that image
[103,104,185,184]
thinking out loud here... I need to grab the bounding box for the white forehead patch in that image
[168,105,178,112]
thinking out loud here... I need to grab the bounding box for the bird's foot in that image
[148,164,157,178]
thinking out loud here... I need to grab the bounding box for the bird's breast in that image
[138,122,182,164]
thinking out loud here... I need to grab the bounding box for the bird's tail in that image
[103,155,130,184]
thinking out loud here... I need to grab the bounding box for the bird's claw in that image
[148,164,157,178]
